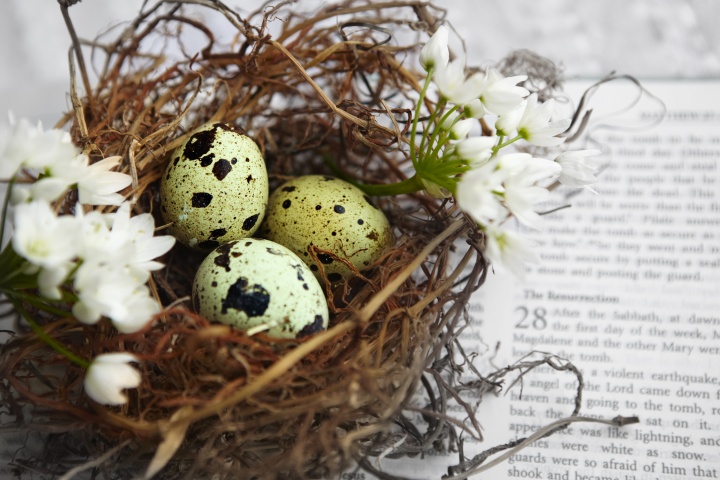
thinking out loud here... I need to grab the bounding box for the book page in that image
[369,80,720,480]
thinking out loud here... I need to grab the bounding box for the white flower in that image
[441,112,474,140]
[75,155,131,206]
[466,68,529,116]
[76,203,175,283]
[498,153,561,228]
[498,153,561,184]
[434,57,482,105]
[494,103,526,137]
[456,158,508,224]
[516,94,571,147]
[72,262,140,326]
[37,263,72,300]
[555,149,602,187]
[76,208,126,265]
[11,200,79,269]
[503,177,551,228]
[30,154,131,206]
[483,223,537,278]
[454,136,497,165]
[0,116,79,179]
[84,353,141,405]
[108,202,176,279]
[420,25,449,73]
[462,99,486,119]
[72,261,160,333]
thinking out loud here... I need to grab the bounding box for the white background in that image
[1,0,719,124]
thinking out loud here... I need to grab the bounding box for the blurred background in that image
[0,0,719,125]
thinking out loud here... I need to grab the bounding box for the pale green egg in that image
[260,175,394,284]
[160,122,268,251]
[192,239,329,339]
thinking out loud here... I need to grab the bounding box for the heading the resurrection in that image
[547,291,620,304]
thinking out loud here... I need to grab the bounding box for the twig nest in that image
[260,175,395,284]
[192,238,329,339]
[160,122,269,250]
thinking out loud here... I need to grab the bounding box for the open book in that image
[371,80,720,479]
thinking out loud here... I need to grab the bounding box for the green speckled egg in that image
[192,239,328,339]
[260,175,394,284]
[160,122,268,251]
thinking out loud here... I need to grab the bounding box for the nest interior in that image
[0,1,519,478]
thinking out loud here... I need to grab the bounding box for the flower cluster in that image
[412,26,600,276]
[1,117,174,404]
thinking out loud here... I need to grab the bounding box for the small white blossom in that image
[466,68,529,116]
[118,203,176,275]
[434,57,482,105]
[76,203,175,283]
[498,153,562,184]
[462,99,486,119]
[494,102,526,137]
[75,155,131,206]
[555,149,602,187]
[441,112,474,140]
[11,201,79,269]
[37,263,72,300]
[112,289,162,333]
[419,25,449,73]
[454,136,497,165]
[456,158,508,224]
[72,261,159,333]
[499,154,561,228]
[483,223,538,278]
[0,116,79,179]
[29,154,131,206]
[84,353,141,405]
[515,94,571,147]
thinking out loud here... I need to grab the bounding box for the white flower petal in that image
[516,94,570,146]
[455,136,497,164]
[555,149,602,187]
[84,353,141,405]
[11,201,79,268]
[420,25,449,72]
[483,224,537,278]
[38,264,71,300]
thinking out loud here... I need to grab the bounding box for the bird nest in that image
[0,1,630,478]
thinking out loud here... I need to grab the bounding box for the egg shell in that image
[192,238,329,339]
[160,122,269,251]
[260,175,394,283]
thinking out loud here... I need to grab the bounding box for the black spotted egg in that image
[160,122,268,250]
[260,175,394,284]
[192,239,329,339]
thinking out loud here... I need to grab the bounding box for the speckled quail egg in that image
[192,239,329,339]
[260,175,394,284]
[160,122,269,251]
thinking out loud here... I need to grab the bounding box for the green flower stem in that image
[492,135,522,153]
[1,289,73,317]
[12,299,89,369]
[419,103,457,168]
[0,244,27,287]
[410,72,435,168]
[355,175,425,196]
[425,129,451,167]
[0,176,15,247]
[417,98,449,167]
